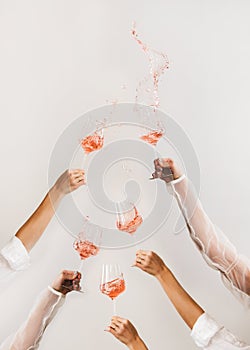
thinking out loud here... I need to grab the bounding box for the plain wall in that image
[0,0,249,349]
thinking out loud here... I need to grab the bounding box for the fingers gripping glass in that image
[61,271,84,294]
[149,161,174,181]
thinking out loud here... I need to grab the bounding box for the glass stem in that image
[83,153,90,181]
[78,260,84,272]
[113,298,117,315]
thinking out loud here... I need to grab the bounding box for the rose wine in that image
[81,132,104,154]
[140,130,163,145]
[131,23,169,109]
[116,207,143,234]
[100,277,125,299]
[73,239,99,260]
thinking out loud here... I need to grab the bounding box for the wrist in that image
[48,285,64,297]
[173,171,183,180]
[166,174,186,186]
[51,282,63,294]
[128,336,147,350]
[49,185,65,203]
[156,265,171,282]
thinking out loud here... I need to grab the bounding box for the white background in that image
[0,0,250,349]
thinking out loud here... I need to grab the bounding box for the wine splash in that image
[73,239,100,260]
[131,22,170,109]
[81,131,104,154]
[140,130,164,146]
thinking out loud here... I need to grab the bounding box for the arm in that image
[152,158,250,301]
[6,270,81,350]
[134,250,204,329]
[157,266,204,329]
[106,316,148,350]
[15,169,85,252]
[133,251,250,349]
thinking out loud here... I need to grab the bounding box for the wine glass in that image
[80,127,104,154]
[116,200,143,235]
[140,125,164,146]
[80,126,105,178]
[138,107,165,146]
[71,220,102,293]
[74,218,102,259]
[100,264,126,315]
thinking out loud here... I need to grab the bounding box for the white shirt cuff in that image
[47,285,65,297]
[168,174,186,185]
[1,236,30,270]
[191,313,222,347]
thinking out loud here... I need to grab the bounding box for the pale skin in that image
[133,250,204,330]
[15,169,85,252]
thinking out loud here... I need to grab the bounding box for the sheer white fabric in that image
[0,236,30,283]
[168,176,250,307]
[0,287,65,350]
[191,313,250,349]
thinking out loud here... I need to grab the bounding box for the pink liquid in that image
[116,207,143,234]
[131,23,170,109]
[140,130,163,145]
[81,132,104,154]
[100,277,126,299]
[73,239,99,260]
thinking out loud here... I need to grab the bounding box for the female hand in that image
[106,316,147,349]
[133,250,168,278]
[152,158,182,183]
[53,169,85,196]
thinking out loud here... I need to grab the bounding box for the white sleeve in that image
[167,176,250,307]
[0,287,65,350]
[0,236,30,283]
[191,313,250,349]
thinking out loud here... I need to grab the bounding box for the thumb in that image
[131,261,140,268]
